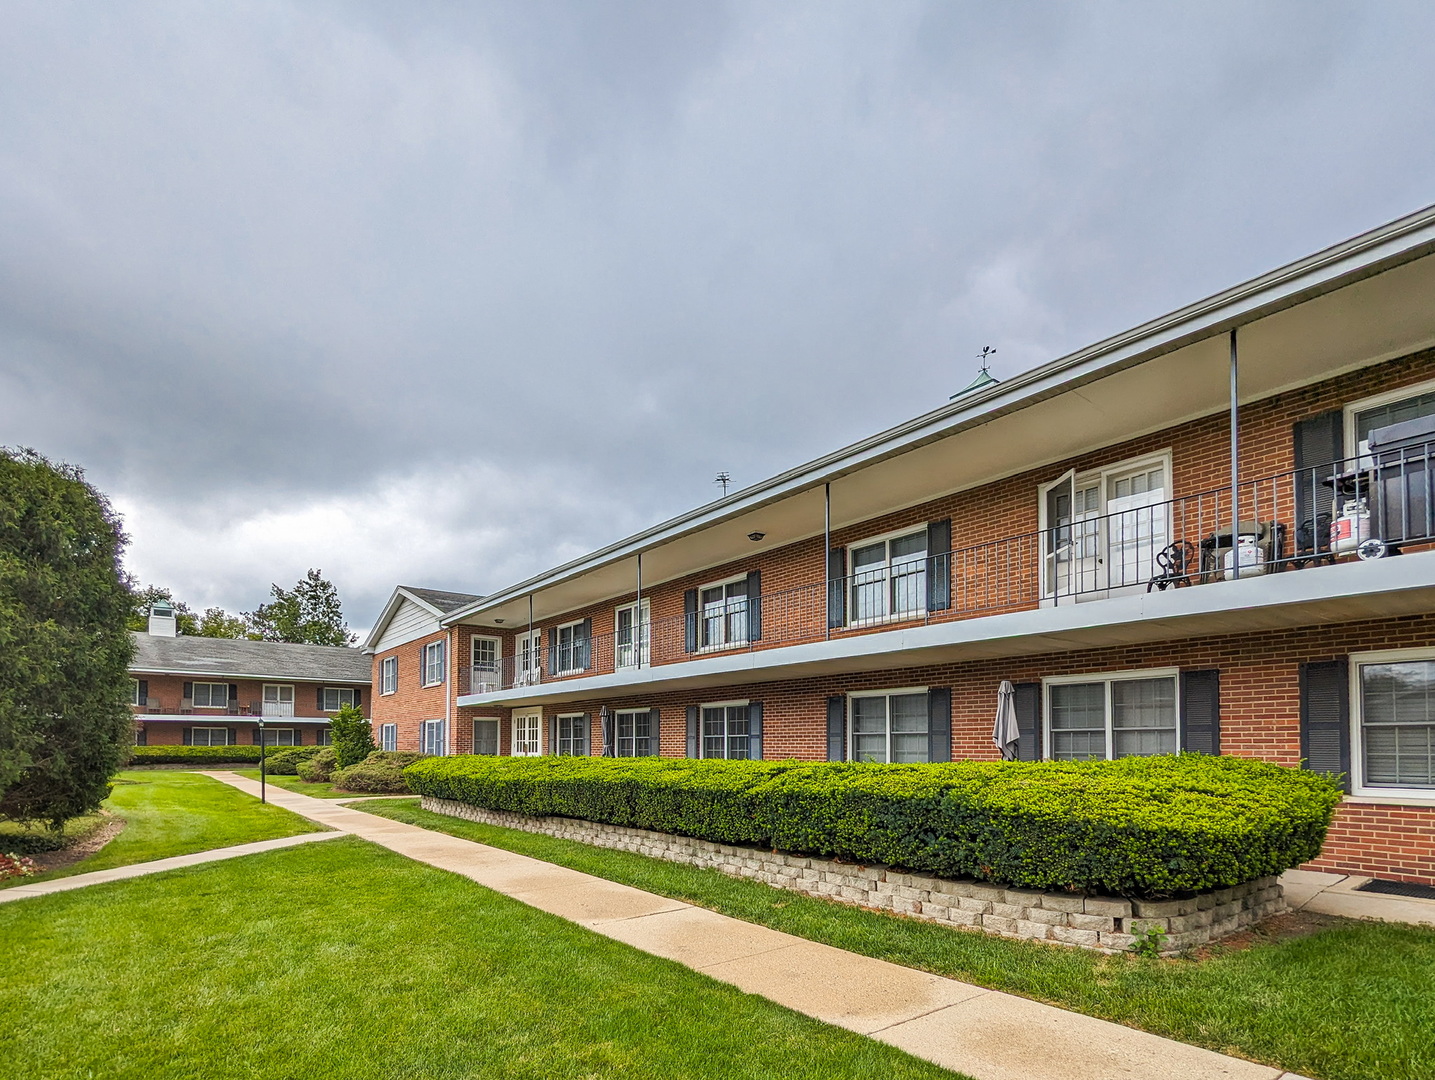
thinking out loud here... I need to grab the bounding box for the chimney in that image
[148,601,178,637]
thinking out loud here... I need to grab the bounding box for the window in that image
[381,656,398,695]
[191,683,229,709]
[470,637,501,693]
[261,728,297,746]
[134,727,146,746]
[1045,670,1178,760]
[380,723,398,752]
[315,729,332,746]
[190,727,231,746]
[849,530,927,624]
[1353,651,1435,797]
[516,631,542,686]
[616,601,651,669]
[421,719,446,756]
[422,641,446,687]
[513,712,542,757]
[322,686,356,712]
[1346,378,1435,463]
[700,578,748,649]
[701,702,749,759]
[131,679,142,707]
[472,718,498,755]
[262,684,294,717]
[850,690,929,763]
[615,709,656,757]
[555,714,587,756]
[554,621,588,674]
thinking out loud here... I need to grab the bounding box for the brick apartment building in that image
[364,205,1435,886]
[131,603,371,746]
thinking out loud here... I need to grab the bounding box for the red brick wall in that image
[370,629,455,752]
[131,673,363,746]
[137,721,332,746]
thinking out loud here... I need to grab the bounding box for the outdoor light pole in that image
[258,715,267,803]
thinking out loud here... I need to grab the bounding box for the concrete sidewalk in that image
[195,771,1312,1080]
[1282,868,1435,926]
[0,831,341,904]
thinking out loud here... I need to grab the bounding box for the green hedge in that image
[404,754,1343,898]
[260,747,327,775]
[332,752,425,794]
[298,748,338,784]
[128,745,265,765]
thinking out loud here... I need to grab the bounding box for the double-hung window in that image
[701,702,750,759]
[192,682,229,709]
[422,641,446,687]
[420,719,446,756]
[380,656,398,695]
[554,621,587,674]
[512,712,541,757]
[849,531,927,624]
[130,679,142,707]
[555,714,587,756]
[470,637,500,692]
[472,718,499,755]
[849,689,929,763]
[1045,670,1178,760]
[321,686,356,712]
[616,601,651,669]
[261,728,297,746]
[615,709,656,757]
[1353,650,1435,798]
[700,579,748,649]
[190,727,231,746]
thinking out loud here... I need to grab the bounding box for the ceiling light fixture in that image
[747,531,766,542]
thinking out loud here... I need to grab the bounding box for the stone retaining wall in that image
[423,797,1285,955]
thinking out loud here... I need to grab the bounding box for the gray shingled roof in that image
[402,586,484,613]
[129,632,371,683]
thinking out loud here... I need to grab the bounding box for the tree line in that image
[130,568,355,647]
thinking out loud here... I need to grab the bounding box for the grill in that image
[1354,878,1435,900]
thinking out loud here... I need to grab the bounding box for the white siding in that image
[372,598,442,653]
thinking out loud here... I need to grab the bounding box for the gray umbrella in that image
[993,680,1021,761]
[600,706,614,757]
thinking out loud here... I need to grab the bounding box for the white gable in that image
[371,596,442,653]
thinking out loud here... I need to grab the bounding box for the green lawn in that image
[1,771,322,888]
[0,837,968,1080]
[230,767,360,799]
[353,799,1435,1080]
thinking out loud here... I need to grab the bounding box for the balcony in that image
[462,441,1435,704]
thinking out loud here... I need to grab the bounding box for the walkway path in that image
[195,772,1310,1080]
[1282,868,1435,927]
[0,831,341,904]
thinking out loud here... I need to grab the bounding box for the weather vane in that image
[977,345,996,374]
[714,471,732,497]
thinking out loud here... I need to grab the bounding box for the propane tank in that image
[1223,534,1266,579]
[1330,499,1372,555]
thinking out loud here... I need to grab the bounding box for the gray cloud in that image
[3,0,1434,630]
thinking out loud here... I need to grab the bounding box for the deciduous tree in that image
[245,569,355,646]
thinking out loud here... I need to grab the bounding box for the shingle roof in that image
[129,633,371,683]
[401,587,484,614]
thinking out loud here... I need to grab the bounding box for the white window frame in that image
[699,699,750,760]
[1042,667,1181,761]
[515,630,543,686]
[554,620,586,675]
[261,728,297,747]
[615,599,651,669]
[380,656,398,695]
[847,687,930,763]
[1349,646,1435,802]
[420,719,446,757]
[316,728,332,746]
[380,723,398,752]
[614,708,657,757]
[131,679,142,707]
[1037,450,1172,604]
[321,686,356,712]
[190,727,231,746]
[191,682,229,709]
[262,683,295,717]
[421,640,446,688]
[846,526,929,627]
[554,712,587,756]
[1343,376,1435,463]
[470,635,502,693]
[698,575,750,652]
[512,711,543,757]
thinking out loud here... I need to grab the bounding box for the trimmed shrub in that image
[259,746,325,776]
[332,751,424,794]
[128,745,264,766]
[297,748,338,784]
[404,754,1343,898]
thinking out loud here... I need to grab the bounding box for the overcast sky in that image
[4,1,1435,635]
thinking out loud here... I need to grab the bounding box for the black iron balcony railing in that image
[470,442,1434,694]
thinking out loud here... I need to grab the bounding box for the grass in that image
[1,771,322,888]
[353,799,1435,1080]
[0,812,108,855]
[230,767,363,799]
[0,837,969,1080]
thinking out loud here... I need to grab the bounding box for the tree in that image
[0,448,135,828]
[329,703,375,768]
[195,607,250,639]
[127,585,199,636]
[244,569,356,646]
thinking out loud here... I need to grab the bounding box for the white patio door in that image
[1042,457,1168,602]
[1042,471,1102,600]
[262,684,294,717]
[1104,464,1168,591]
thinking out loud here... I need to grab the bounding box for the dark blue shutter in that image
[1179,670,1221,754]
[1014,682,1042,761]
[253,727,264,745]
[352,687,361,708]
[683,589,699,652]
[648,708,662,756]
[578,713,590,756]
[182,727,192,745]
[547,629,558,675]
[138,680,148,707]
[827,549,846,629]
[686,706,699,757]
[826,695,846,761]
[927,688,951,763]
[1301,660,1350,791]
[228,684,238,706]
[748,701,763,760]
[746,571,762,641]
[1293,410,1342,561]
[927,520,952,612]
[317,686,326,709]
[183,681,193,699]
[549,715,558,755]
[228,727,237,745]
[579,618,592,670]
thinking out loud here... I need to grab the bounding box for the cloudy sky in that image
[3,1,1434,634]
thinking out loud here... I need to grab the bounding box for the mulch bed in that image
[24,814,126,875]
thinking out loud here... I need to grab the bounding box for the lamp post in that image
[257,715,267,803]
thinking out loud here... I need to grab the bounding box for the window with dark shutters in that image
[1179,670,1221,754]
[648,708,662,756]
[1293,410,1343,560]
[746,571,762,641]
[1301,660,1351,791]
[826,695,846,760]
[927,688,951,763]
[683,589,699,652]
[1014,682,1043,761]
[686,706,699,757]
[827,549,846,628]
[747,701,764,761]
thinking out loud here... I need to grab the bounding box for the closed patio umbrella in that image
[600,706,614,757]
[993,680,1020,761]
